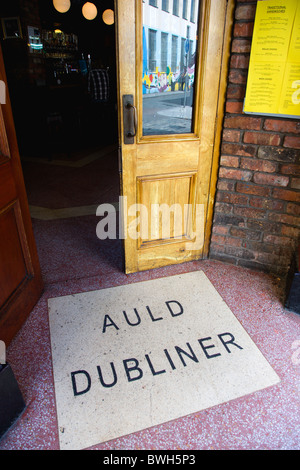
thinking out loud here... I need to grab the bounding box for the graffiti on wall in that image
[142,64,195,94]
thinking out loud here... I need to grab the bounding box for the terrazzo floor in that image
[1,146,299,450]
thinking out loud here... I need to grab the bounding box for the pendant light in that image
[53,0,71,14]
[82,2,98,20]
[102,9,114,25]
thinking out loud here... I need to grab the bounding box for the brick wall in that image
[210,0,300,275]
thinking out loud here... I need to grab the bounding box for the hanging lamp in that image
[102,9,114,25]
[82,2,98,20]
[53,0,71,14]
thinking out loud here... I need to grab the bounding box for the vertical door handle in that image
[123,95,137,144]
[126,103,137,138]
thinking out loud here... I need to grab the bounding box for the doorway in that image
[0,0,121,283]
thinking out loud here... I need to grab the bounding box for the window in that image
[149,0,157,7]
[162,0,169,12]
[171,35,178,72]
[190,0,196,22]
[189,39,194,66]
[182,0,188,19]
[148,29,157,71]
[180,37,186,71]
[172,0,179,16]
[161,32,168,72]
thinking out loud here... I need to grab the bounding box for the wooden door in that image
[116,0,234,274]
[0,45,43,346]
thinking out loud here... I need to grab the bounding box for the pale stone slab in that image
[48,271,280,450]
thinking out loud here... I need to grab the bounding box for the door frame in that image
[115,0,235,268]
[201,0,235,257]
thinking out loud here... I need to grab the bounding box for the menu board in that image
[244,0,300,118]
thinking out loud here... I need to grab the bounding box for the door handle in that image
[126,103,137,138]
[123,94,137,144]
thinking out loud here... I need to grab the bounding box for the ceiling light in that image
[102,9,114,25]
[82,2,98,20]
[53,0,71,14]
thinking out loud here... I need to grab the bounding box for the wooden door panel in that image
[137,172,197,245]
[136,141,199,175]
[0,202,30,307]
[0,45,43,345]
[0,106,10,165]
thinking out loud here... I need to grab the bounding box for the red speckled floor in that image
[1,148,299,450]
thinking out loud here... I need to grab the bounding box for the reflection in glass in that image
[142,0,200,136]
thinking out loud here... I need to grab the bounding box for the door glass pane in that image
[142,0,200,136]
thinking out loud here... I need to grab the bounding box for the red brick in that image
[236,182,270,197]
[224,115,261,130]
[243,131,281,146]
[245,240,285,256]
[253,173,289,187]
[281,225,300,238]
[284,136,300,149]
[279,163,300,176]
[287,203,300,216]
[258,146,298,162]
[220,155,240,167]
[225,237,243,247]
[225,101,244,114]
[249,197,284,212]
[272,188,300,202]
[263,234,294,246]
[232,38,252,53]
[215,202,233,214]
[214,213,245,227]
[234,206,265,220]
[211,234,226,245]
[223,245,255,259]
[291,178,300,190]
[230,54,250,69]
[222,129,241,142]
[269,212,300,226]
[212,225,229,235]
[217,192,248,205]
[210,249,237,265]
[217,180,236,191]
[226,84,246,99]
[240,158,277,172]
[263,119,300,134]
[234,22,254,37]
[255,252,288,267]
[230,226,261,240]
[235,4,256,20]
[247,219,281,234]
[221,143,256,157]
[229,193,249,205]
[219,168,252,181]
[211,234,242,248]
[229,69,247,85]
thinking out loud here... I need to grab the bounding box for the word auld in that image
[102,300,184,333]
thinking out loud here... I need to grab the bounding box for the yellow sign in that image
[244,0,300,118]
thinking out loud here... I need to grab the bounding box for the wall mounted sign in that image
[244,0,300,118]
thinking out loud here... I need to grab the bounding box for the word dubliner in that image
[70,300,243,396]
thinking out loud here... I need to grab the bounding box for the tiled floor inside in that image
[1,145,299,450]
